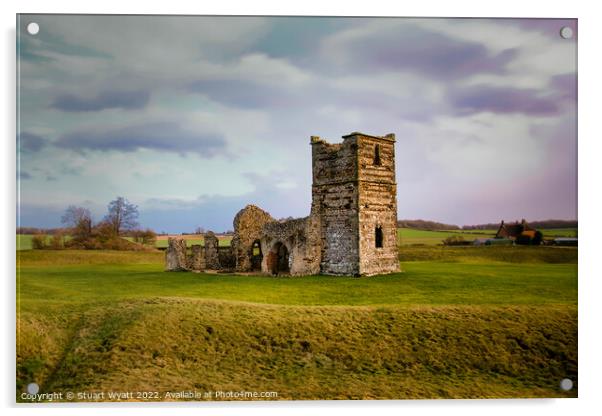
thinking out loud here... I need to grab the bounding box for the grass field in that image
[17,227,577,251]
[16,246,577,401]
[397,228,493,245]
[16,234,74,251]
[397,228,578,245]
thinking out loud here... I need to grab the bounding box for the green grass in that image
[17,234,74,250]
[17,234,34,250]
[17,251,576,309]
[16,247,577,400]
[20,300,576,400]
[397,228,494,245]
[397,227,578,245]
[399,245,578,263]
[540,228,578,238]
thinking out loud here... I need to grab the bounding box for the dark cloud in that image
[329,24,517,80]
[51,89,150,112]
[189,80,293,109]
[19,132,46,152]
[449,85,559,116]
[19,171,32,180]
[54,122,227,157]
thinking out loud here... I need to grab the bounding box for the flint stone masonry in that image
[204,231,220,269]
[218,246,236,269]
[260,216,321,276]
[310,132,400,276]
[165,237,188,271]
[187,244,205,270]
[165,131,400,277]
[231,205,275,272]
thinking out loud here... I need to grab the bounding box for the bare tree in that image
[61,205,93,240]
[104,196,139,235]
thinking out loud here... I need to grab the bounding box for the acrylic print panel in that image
[16,14,577,402]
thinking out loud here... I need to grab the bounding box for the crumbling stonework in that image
[204,231,220,269]
[218,246,235,269]
[260,216,321,276]
[166,131,400,277]
[187,244,205,270]
[165,237,188,271]
[231,205,275,272]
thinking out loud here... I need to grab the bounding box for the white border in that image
[3,1,601,415]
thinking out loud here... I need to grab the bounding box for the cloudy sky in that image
[17,15,577,233]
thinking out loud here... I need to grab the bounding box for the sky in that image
[17,15,577,233]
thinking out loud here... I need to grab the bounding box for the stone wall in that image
[355,134,399,275]
[218,246,235,270]
[260,216,321,276]
[165,237,188,271]
[311,135,360,275]
[187,244,205,271]
[204,231,220,269]
[355,133,400,275]
[230,205,275,272]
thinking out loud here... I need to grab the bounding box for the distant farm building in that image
[495,219,534,239]
[495,219,542,245]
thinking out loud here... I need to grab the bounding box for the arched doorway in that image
[267,242,290,275]
[250,239,262,271]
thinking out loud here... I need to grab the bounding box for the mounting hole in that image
[560,26,573,39]
[27,382,39,394]
[27,22,40,35]
[560,378,573,391]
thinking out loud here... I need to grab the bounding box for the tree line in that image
[30,196,156,250]
[398,219,577,231]
[461,219,578,230]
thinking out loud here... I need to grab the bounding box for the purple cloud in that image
[551,73,577,102]
[189,80,298,109]
[329,24,517,80]
[51,89,150,112]
[55,122,227,157]
[449,85,559,116]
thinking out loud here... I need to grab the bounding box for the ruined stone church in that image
[165,132,400,276]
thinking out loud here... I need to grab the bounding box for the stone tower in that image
[310,132,400,276]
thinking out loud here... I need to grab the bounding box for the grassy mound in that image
[19,299,576,401]
[16,248,578,401]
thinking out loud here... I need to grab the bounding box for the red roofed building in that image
[495,219,536,240]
